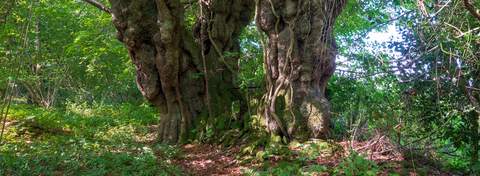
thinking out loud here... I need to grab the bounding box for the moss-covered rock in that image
[268,133,283,146]
[289,140,301,148]
[256,151,266,162]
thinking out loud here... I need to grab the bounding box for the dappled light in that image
[1,0,479,175]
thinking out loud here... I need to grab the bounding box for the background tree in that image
[0,0,15,27]
[395,0,480,170]
[0,0,16,102]
[0,0,136,108]
[328,0,480,172]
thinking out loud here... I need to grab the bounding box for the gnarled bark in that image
[103,0,253,144]
[85,0,346,143]
[256,0,346,140]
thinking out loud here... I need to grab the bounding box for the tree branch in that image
[456,27,480,38]
[464,0,480,24]
[336,69,367,74]
[338,45,438,84]
[354,10,414,43]
[0,0,14,27]
[82,0,111,14]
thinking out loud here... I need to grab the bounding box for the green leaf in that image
[446,42,455,49]
[206,131,214,137]
[472,162,480,170]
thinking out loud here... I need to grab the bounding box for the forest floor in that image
[0,104,460,175]
[149,135,454,176]
[145,124,453,176]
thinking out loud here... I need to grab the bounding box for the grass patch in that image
[0,102,187,175]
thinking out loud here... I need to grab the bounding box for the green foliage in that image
[296,142,325,163]
[188,71,204,79]
[0,0,139,108]
[237,23,264,89]
[334,151,383,176]
[329,0,480,173]
[243,142,329,176]
[0,102,187,175]
[153,142,185,161]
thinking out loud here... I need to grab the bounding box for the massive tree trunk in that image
[96,0,253,144]
[255,0,346,140]
[85,0,346,144]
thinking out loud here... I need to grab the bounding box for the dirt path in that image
[166,144,244,176]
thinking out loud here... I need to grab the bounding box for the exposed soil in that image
[151,139,456,176]
[167,144,244,176]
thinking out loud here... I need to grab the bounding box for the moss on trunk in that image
[107,0,254,144]
[254,0,347,140]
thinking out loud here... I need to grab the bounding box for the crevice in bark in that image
[268,0,303,140]
[200,2,218,145]
[105,0,254,144]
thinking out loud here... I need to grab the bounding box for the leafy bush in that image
[242,142,328,176]
[334,150,388,176]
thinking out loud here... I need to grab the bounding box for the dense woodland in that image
[1,0,480,175]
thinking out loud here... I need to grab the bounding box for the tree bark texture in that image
[256,0,346,140]
[106,0,253,144]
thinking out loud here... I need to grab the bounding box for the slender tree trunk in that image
[105,0,253,144]
[1,35,15,102]
[256,0,346,140]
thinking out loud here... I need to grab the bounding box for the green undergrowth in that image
[0,102,187,175]
[238,136,402,176]
[238,135,341,176]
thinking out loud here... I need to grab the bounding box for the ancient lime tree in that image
[83,0,346,144]
[254,0,346,141]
